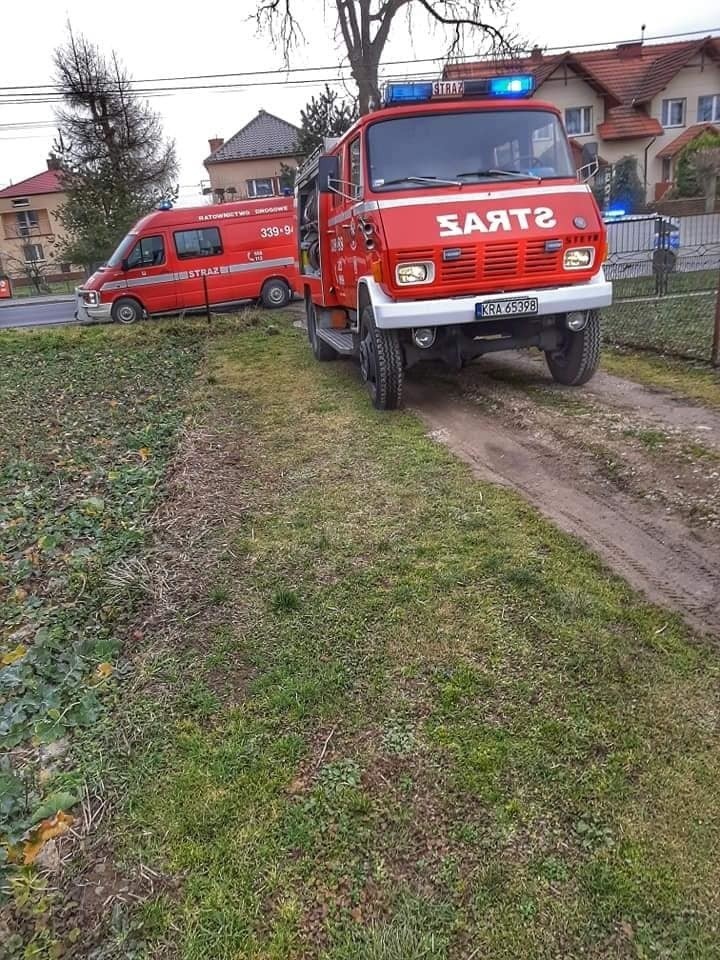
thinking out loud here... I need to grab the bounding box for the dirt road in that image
[407,353,720,637]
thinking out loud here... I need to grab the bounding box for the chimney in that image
[530,45,543,62]
[47,154,60,171]
[617,41,643,59]
[208,137,224,153]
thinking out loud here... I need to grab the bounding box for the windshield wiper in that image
[456,168,542,182]
[380,175,462,188]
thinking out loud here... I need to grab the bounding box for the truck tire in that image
[545,311,601,386]
[261,278,291,309]
[359,305,404,410]
[306,299,336,361]
[111,297,143,325]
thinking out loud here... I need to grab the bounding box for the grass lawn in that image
[602,346,720,408]
[2,316,720,959]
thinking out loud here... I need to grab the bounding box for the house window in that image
[23,243,45,263]
[126,235,165,269]
[698,94,720,123]
[11,197,30,208]
[565,106,593,136]
[349,137,362,198]
[16,210,39,237]
[174,227,223,259]
[661,157,672,181]
[247,177,274,198]
[662,98,686,128]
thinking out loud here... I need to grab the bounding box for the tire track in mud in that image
[407,378,720,638]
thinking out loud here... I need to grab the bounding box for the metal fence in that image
[603,213,720,365]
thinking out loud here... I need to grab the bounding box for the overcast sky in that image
[0,0,715,205]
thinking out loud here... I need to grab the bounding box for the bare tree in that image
[692,147,720,213]
[256,0,516,115]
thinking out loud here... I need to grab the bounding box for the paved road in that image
[0,298,77,330]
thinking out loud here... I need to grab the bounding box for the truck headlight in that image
[563,247,595,270]
[396,262,434,285]
[81,290,99,306]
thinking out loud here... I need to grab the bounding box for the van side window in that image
[174,227,223,259]
[126,235,165,269]
[349,137,362,199]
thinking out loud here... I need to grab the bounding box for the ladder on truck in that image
[295,137,340,188]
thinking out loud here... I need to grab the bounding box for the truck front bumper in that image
[75,295,112,324]
[363,270,613,330]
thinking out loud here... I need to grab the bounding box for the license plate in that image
[476,297,539,319]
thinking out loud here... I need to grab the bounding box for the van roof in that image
[133,197,293,233]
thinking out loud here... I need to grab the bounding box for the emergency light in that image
[382,74,534,107]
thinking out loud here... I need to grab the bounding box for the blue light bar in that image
[603,207,626,218]
[488,74,535,96]
[383,82,434,105]
[382,74,535,107]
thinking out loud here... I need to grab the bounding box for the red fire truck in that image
[76,198,299,324]
[295,75,612,409]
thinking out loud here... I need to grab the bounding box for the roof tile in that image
[0,169,63,200]
[446,36,720,142]
[657,122,720,158]
[206,110,300,163]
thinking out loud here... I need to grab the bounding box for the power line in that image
[0,25,717,96]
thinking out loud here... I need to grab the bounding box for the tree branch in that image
[414,0,513,56]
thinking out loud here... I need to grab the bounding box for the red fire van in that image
[76,198,299,324]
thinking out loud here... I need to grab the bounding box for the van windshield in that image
[367,109,575,190]
[107,234,137,268]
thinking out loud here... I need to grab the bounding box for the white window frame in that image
[698,94,720,123]
[564,106,593,137]
[246,177,275,198]
[662,98,686,128]
[23,243,45,264]
[11,197,30,208]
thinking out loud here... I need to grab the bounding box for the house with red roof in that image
[0,158,76,284]
[445,36,720,204]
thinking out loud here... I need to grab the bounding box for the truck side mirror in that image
[318,155,340,194]
[121,258,130,272]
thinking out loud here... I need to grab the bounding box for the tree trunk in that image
[351,60,381,115]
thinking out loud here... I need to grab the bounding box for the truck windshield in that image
[367,109,574,191]
[107,234,136,267]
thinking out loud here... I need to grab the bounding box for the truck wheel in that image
[306,300,336,361]
[545,311,601,386]
[111,297,143,325]
[261,278,291,309]
[359,306,403,410]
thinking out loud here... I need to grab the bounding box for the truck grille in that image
[437,235,601,288]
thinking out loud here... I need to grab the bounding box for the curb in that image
[0,295,75,308]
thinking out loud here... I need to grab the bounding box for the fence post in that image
[712,266,720,367]
[202,275,211,325]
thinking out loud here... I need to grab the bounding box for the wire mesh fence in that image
[603,213,720,365]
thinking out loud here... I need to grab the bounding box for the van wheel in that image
[261,278,291,309]
[545,311,601,386]
[112,297,143,325]
[359,306,404,410]
[306,299,336,361]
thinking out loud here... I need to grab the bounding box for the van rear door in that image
[122,232,177,315]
